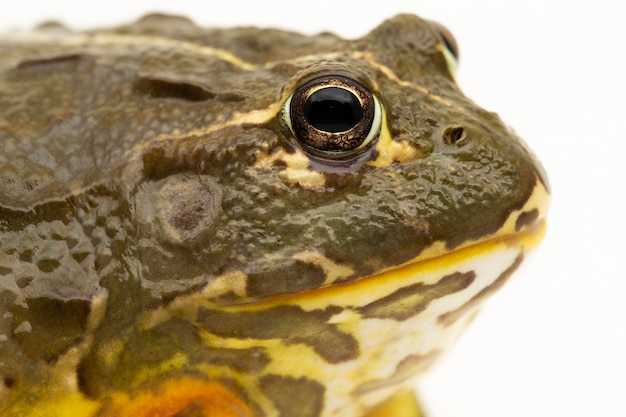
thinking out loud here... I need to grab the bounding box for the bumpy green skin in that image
[0,14,547,414]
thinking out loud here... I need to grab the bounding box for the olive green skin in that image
[0,14,546,407]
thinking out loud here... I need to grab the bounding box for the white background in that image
[2,1,624,416]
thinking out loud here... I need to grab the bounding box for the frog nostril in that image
[3,376,16,389]
[441,126,467,145]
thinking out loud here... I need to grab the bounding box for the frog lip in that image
[419,180,551,264]
[380,216,547,280]
[241,216,547,309]
[375,200,548,278]
[203,193,549,307]
[363,178,550,283]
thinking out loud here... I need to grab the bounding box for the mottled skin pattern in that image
[0,14,549,417]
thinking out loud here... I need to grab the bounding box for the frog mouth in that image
[278,216,547,307]
[261,178,550,308]
[388,179,550,277]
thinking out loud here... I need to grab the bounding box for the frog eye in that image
[431,21,459,75]
[283,75,382,158]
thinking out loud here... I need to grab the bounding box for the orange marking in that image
[101,376,256,417]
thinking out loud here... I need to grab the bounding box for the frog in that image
[0,12,549,417]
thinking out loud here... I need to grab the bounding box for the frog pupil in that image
[304,87,363,133]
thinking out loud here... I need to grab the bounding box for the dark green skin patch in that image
[197,305,359,364]
[359,271,476,321]
[77,317,271,397]
[515,209,539,232]
[11,298,90,362]
[260,375,325,417]
[244,258,327,298]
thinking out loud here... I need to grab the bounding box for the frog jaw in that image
[104,220,545,417]
[1,201,546,417]
[105,204,545,417]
